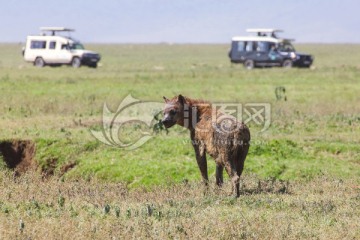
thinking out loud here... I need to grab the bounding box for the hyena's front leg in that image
[192,144,208,186]
[191,132,208,186]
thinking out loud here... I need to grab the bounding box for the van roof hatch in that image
[40,27,75,36]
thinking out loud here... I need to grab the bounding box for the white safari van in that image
[23,27,101,68]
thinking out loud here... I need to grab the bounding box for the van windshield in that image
[278,43,295,52]
[70,43,84,50]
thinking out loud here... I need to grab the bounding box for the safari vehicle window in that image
[245,41,253,52]
[278,43,295,52]
[30,40,46,49]
[237,41,245,52]
[256,41,270,52]
[70,43,84,50]
[61,44,69,50]
[49,41,56,49]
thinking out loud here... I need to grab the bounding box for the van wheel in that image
[244,60,254,70]
[71,57,81,68]
[283,59,293,68]
[34,57,45,68]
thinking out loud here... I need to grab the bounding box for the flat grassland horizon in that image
[0,43,359,239]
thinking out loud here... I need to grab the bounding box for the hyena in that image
[162,95,250,197]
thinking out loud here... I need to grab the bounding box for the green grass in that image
[0,43,359,188]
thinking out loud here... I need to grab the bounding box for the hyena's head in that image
[161,94,186,128]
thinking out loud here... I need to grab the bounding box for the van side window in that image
[257,41,269,52]
[49,41,56,49]
[245,41,253,52]
[237,41,245,52]
[61,44,69,50]
[30,41,46,49]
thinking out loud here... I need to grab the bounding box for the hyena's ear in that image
[163,96,169,103]
[178,94,186,105]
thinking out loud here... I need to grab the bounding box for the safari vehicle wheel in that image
[282,59,293,68]
[244,60,255,70]
[71,57,81,68]
[34,57,45,68]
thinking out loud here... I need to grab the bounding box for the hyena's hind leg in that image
[215,164,224,187]
[223,157,240,197]
[234,145,249,197]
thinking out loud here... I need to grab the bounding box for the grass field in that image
[0,43,359,239]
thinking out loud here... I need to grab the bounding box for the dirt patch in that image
[60,162,77,175]
[40,158,58,177]
[41,158,77,178]
[0,139,77,177]
[0,140,36,173]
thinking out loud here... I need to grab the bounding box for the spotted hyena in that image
[162,95,250,197]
